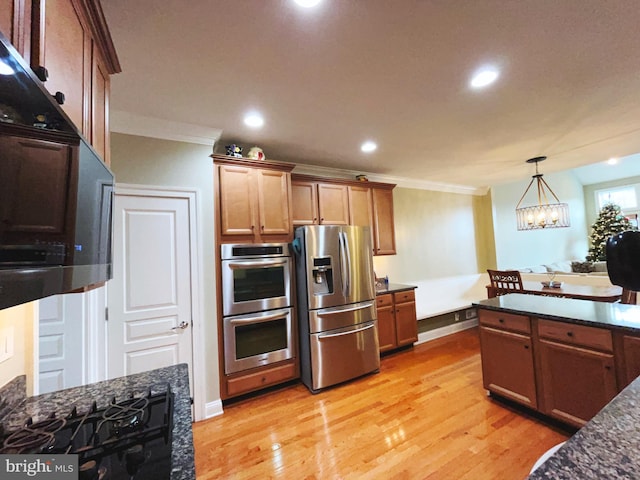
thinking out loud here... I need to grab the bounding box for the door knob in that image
[171,321,189,331]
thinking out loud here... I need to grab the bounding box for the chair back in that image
[621,288,638,305]
[487,269,523,296]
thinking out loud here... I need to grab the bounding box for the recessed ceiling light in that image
[294,0,322,7]
[470,67,500,89]
[361,141,377,153]
[243,112,264,129]
[0,59,15,76]
[607,157,618,165]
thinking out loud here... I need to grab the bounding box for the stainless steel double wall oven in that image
[220,243,294,374]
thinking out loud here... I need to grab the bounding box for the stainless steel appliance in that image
[221,243,293,316]
[294,225,379,393]
[221,243,295,374]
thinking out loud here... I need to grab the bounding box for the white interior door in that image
[108,192,193,388]
[38,293,85,394]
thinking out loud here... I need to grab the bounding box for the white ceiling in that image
[102,0,640,190]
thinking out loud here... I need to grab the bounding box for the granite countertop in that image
[375,282,417,295]
[527,374,640,479]
[2,364,195,480]
[474,293,640,332]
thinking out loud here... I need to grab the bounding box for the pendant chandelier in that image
[515,156,570,231]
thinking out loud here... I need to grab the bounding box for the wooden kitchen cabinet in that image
[377,289,417,353]
[537,319,617,428]
[372,187,396,255]
[214,155,294,243]
[29,0,120,164]
[292,174,396,255]
[0,0,31,60]
[622,335,640,387]
[478,310,537,409]
[291,178,349,226]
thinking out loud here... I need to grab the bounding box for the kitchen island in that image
[474,294,640,478]
[1,364,195,480]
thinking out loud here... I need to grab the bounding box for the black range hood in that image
[0,30,114,310]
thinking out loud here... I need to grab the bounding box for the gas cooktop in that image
[0,387,174,480]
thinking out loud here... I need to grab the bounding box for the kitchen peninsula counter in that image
[474,294,640,479]
[474,293,640,331]
[375,282,417,295]
[3,364,195,480]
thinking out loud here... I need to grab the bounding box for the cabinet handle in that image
[320,217,324,222]
[251,225,255,230]
[313,217,317,222]
[53,91,65,105]
[35,65,49,81]
[498,318,504,323]
[567,331,573,337]
[524,345,529,349]
[261,225,265,230]
[605,365,611,370]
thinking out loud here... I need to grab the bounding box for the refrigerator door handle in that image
[338,230,351,298]
[317,301,375,316]
[317,322,375,339]
[343,230,352,297]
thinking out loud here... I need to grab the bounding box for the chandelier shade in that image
[515,156,570,231]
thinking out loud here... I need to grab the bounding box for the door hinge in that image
[105,307,109,321]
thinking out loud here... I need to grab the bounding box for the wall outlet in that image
[465,308,477,320]
[454,312,460,322]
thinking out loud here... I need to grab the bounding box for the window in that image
[595,186,638,211]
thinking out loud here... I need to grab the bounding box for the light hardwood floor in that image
[193,328,571,479]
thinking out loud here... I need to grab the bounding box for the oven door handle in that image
[228,309,289,325]
[318,322,375,339]
[227,259,288,269]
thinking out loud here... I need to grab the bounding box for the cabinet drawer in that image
[537,319,612,352]
[478,309,531,335]
[226,362,297,397]
[394,289,415,303]
[376,294,393,307]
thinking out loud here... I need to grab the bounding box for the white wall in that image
[110,133,219,404]
[491,170,589,269]
[373,187,492,318]
[0,303,36,395]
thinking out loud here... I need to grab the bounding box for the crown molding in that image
[110,110,222,147]
[291,163,489,196]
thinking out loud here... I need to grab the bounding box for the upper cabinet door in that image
[91,48,110,164]
[256,169,291,235]
[0,0,31,60]
[291,180,319,226]
[348,185,373,227]
[317,183,349,225]
[218,165,256,236]
[372,187,396,255]
[32,0,91,134]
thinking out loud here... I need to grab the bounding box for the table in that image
[486,281,622,302]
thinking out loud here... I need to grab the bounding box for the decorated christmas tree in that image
[587,203,634,261]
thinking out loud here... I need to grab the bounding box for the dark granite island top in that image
[2,364,195,480]
[474,293,640,332]
[527,374,640,479]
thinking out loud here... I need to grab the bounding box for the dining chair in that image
[487,269,524,297]
[621,288,638,305]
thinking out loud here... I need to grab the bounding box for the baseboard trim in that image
[204,400,224,419]
[415,318,478,345]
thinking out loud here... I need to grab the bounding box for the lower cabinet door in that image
[479,326,537,409]
[395,301,418,346]
[377,305,397,353]
[538,339,617,427]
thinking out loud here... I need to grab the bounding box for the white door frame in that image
[114,183,205,421]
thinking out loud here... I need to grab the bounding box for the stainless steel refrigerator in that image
[293,225,380,393]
